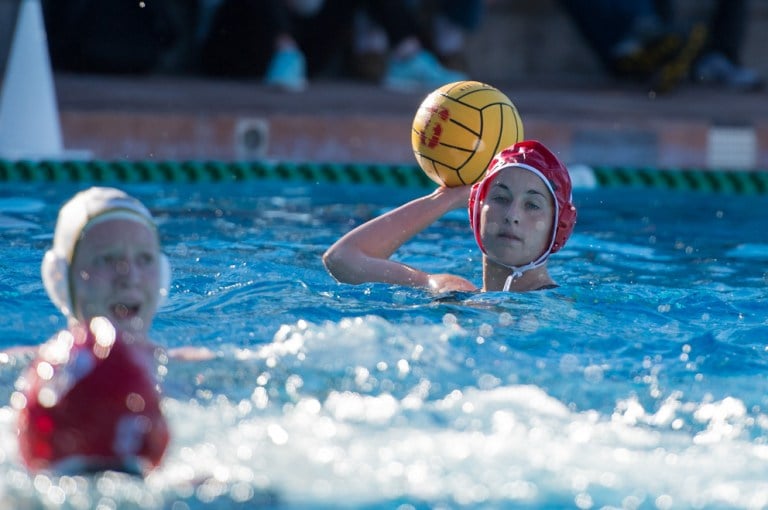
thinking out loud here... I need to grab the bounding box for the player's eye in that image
[136,252,155,267]
[490,193,510,204]
[525,201,541,210]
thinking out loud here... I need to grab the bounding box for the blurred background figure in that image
[199,0,467,93]
[556,0,701,92]
[415,0,486,74]
[349,0,468,92]
[657,0,763,91]
[263,0,326,91]
[557,0,763,92]
[200,0,350,92]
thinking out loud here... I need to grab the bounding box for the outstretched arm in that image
[323,186,476,291]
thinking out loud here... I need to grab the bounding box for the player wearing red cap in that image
[323,140,577,293]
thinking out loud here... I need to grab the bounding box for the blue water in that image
[1,181,768,509]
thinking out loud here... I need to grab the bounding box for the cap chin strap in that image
[486,213,556,292]
[498,252,551,292]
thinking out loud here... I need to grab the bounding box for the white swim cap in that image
[41,187,171,320]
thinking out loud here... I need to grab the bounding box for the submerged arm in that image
[322,186,476,291]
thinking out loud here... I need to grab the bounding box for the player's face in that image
[479,168,555,267]
[70,219,161,336]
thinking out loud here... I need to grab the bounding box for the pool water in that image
[1,181,767,509]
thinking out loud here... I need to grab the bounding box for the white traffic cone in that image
[0,0,63,159]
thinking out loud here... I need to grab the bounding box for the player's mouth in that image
[111,303,141,320]
[498,231,522,242]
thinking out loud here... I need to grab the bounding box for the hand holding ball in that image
[412,81,524,187]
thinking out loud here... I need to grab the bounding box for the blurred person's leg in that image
[264,1,308,91]
[295,0,354,78]
[363,0,466,91]
[558,0,686,80]
[557,0,649,71]
[424,0,485,71]
[155,0,201,74]
[692,0,763,90]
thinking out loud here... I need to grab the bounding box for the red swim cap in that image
[469,140,577,264]
[16,320,169,475]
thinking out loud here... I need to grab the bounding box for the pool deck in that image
[54,73,768,171]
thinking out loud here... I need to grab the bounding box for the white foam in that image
[4,317,768,508]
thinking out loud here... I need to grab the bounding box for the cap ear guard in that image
[41,250,172,319]
[551,197,577,254]
[157,253,171,306]
[468,177,488,254]
[41,250,73,319]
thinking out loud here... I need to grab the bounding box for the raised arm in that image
[323,185,476,291]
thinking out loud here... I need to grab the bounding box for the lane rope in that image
[0,160,766,193]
